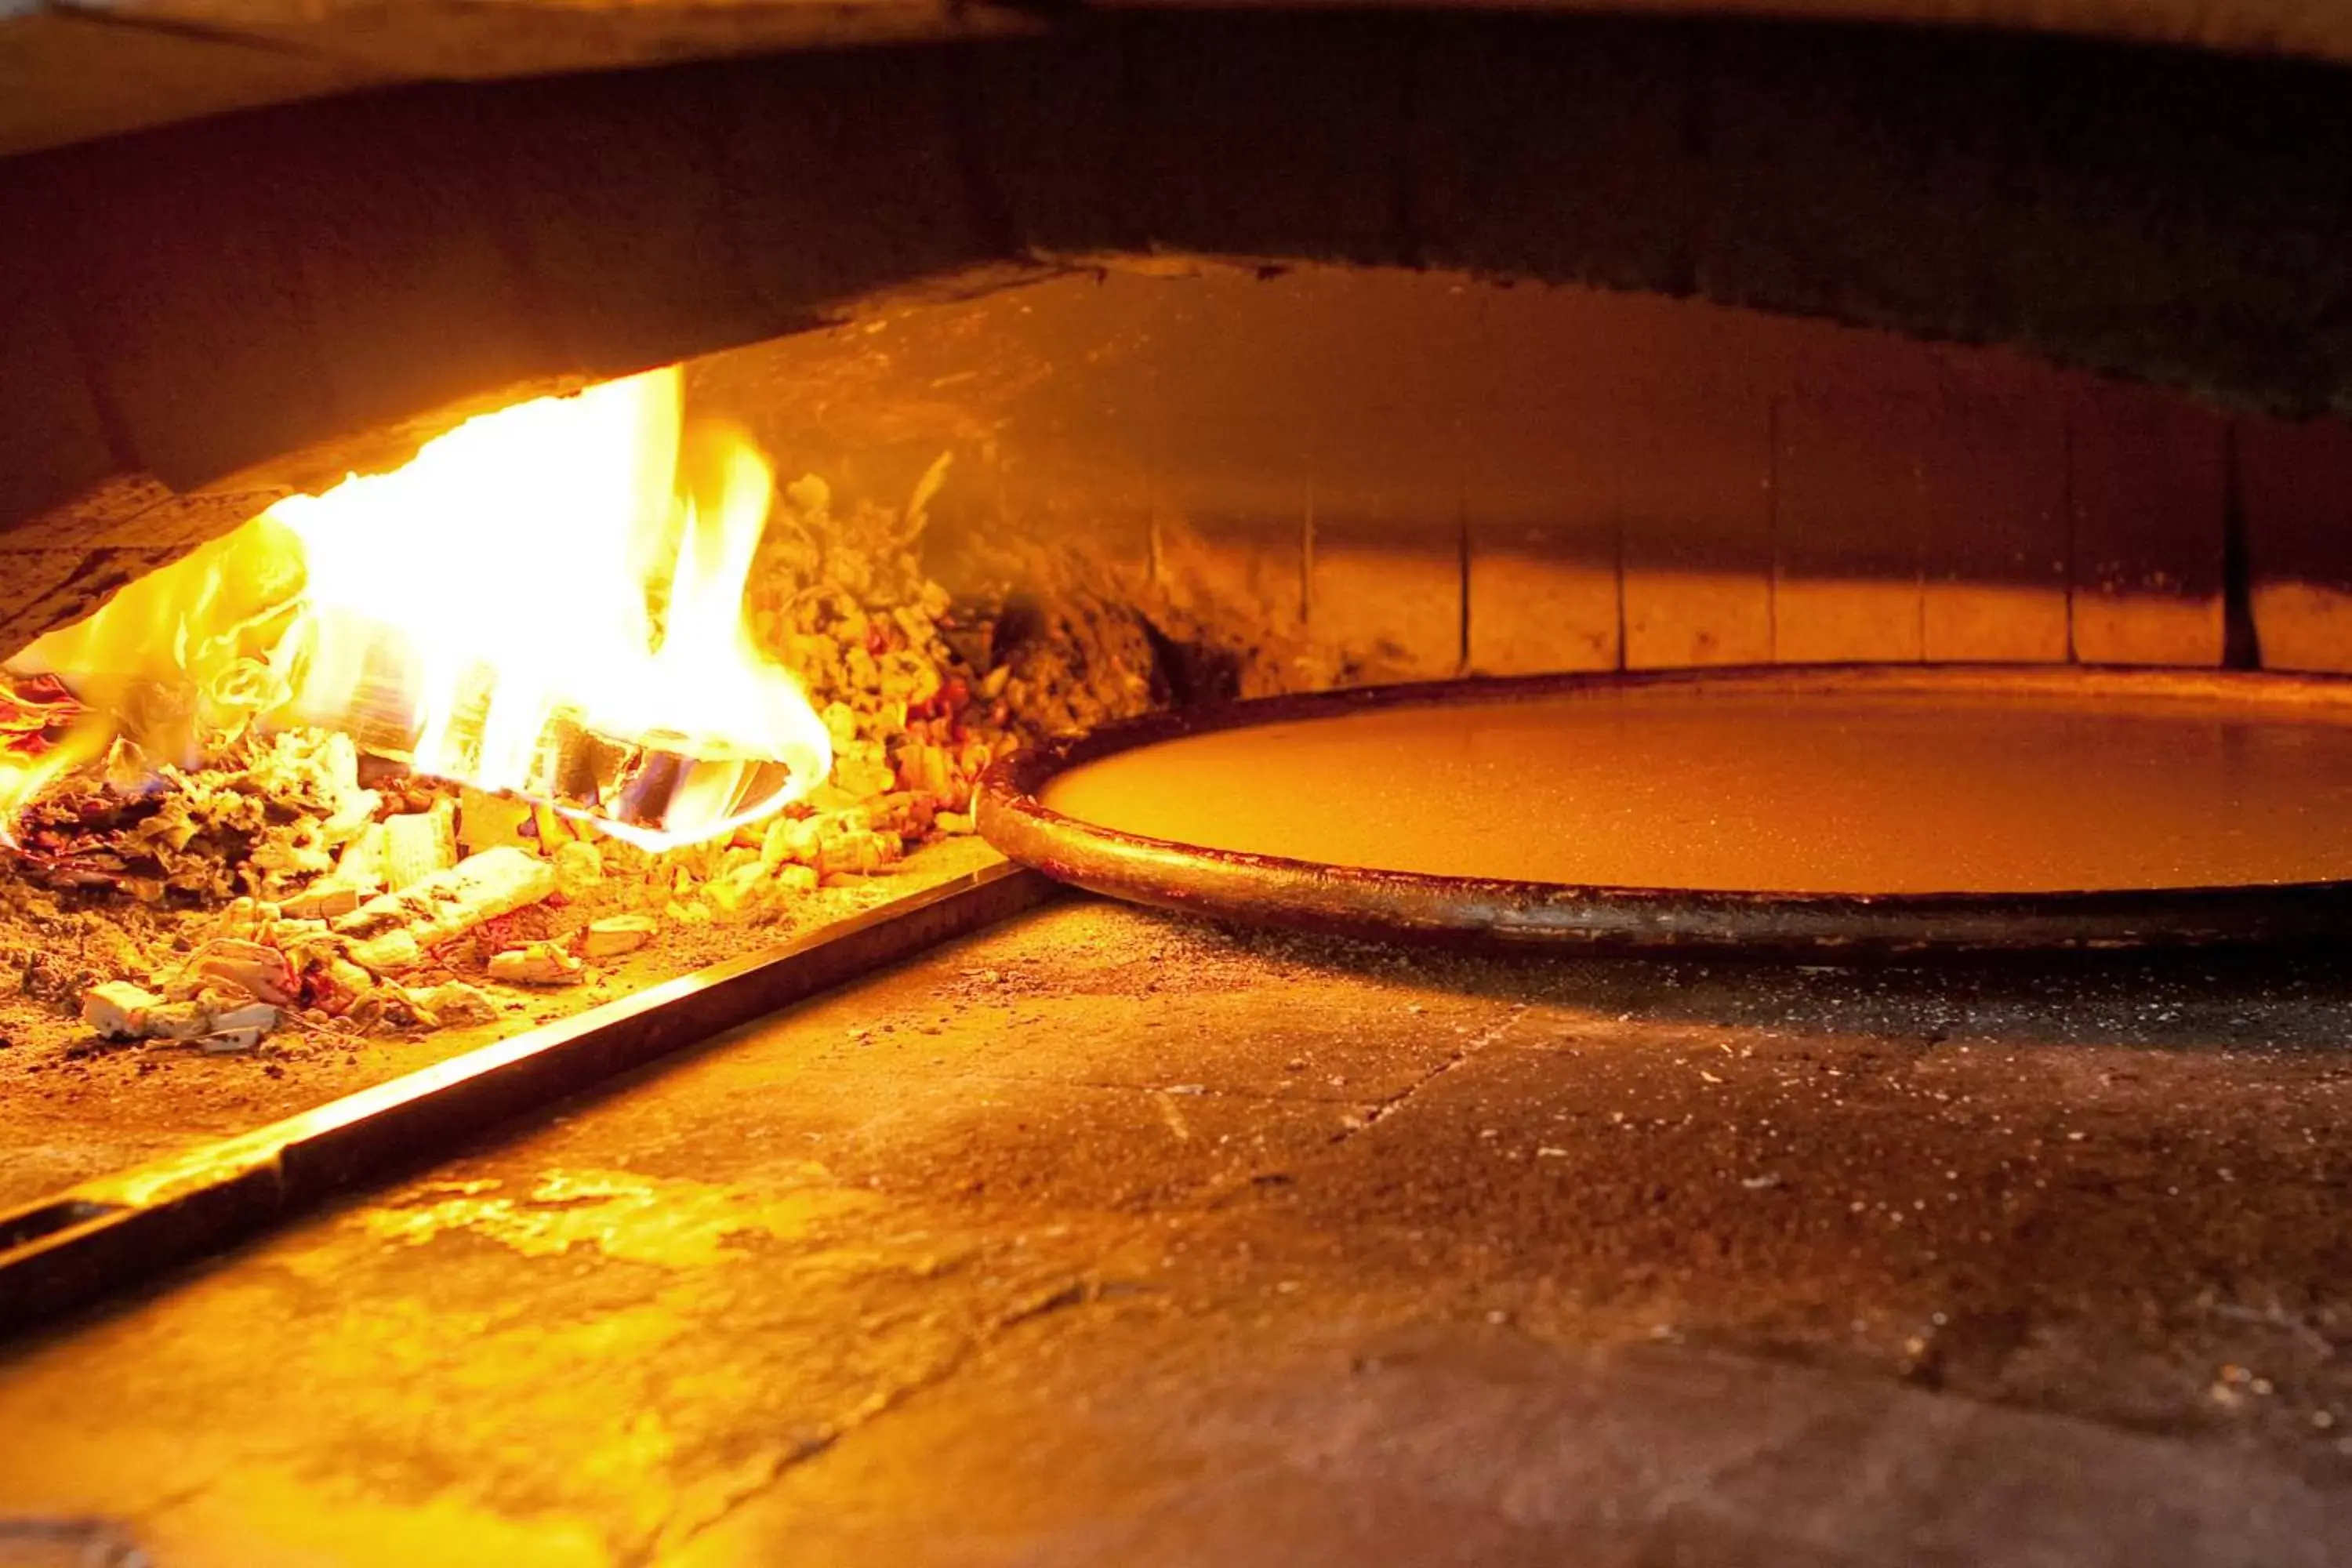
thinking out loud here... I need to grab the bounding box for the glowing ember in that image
[3,368,832,849]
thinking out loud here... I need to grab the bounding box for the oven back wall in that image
[688,265,2352,685]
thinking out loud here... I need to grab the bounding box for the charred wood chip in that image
[487,941,583,987]
[335,848,557,974]
[580,915,655,959]
[404,979,499,1026]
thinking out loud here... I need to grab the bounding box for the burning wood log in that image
[382,800,457,888]
[3,447,1174,1063]
[321,687,817,849]
[172,937,297,1005]
[278,882,364,920]
[332,846,557,974]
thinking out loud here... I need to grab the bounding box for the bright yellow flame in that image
[3,368,831,850]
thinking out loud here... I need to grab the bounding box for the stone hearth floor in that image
[3,898,2350,1565]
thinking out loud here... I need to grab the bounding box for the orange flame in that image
[3,367,831,850]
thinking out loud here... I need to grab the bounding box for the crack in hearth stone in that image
[1330,1004,1529,1145]
[947,1071,1382,1108]
[637,1271,1117,1565]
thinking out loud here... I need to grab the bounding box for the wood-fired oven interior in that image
[7,9,2352,1559]
[5,253,2350,1199]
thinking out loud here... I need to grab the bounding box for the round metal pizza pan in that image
[976,664,2352,953]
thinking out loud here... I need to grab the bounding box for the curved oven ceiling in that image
[2,5,2349,642]
[8,0,2352,159]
